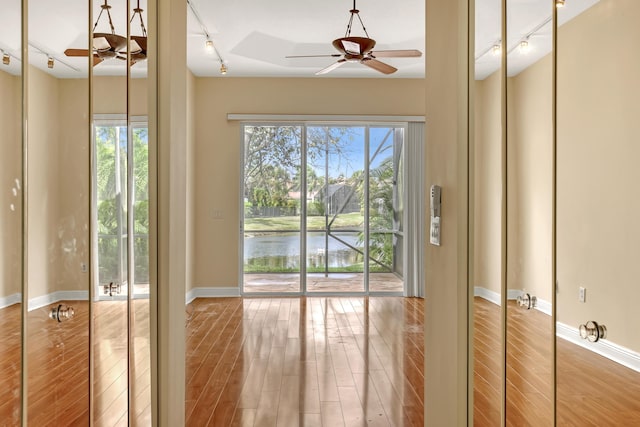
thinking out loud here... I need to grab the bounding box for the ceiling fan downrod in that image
[93,0,117,35]
[345,0,370,39]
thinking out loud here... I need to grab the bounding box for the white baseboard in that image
[557,322,640,373]
[186,287,240,304]
[474,286,552,316]
[474,286,501,305]
[474,287,640,373]
[28,290,89,311]
[0,293,21,309]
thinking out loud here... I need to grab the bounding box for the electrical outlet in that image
[578,286,586,303]
[81,262,87,273]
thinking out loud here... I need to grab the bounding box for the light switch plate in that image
[579,286,586,303]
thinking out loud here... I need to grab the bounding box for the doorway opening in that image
[241,123,407,295]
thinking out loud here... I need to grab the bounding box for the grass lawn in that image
[245,212,364,231]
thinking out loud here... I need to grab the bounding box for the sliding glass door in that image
[242,125,303,293]
[242,122,405,295]
[306,126,365,293]
[93,118,149,300]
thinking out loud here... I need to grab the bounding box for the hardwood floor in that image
[0,303,21,426]
[2,296,639,425]
[0,300,151,426]
[473,297,640,426]
[185,297,425,426]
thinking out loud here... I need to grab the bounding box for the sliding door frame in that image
[239,120,410,297]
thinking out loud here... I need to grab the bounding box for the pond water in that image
[244,232,362,271]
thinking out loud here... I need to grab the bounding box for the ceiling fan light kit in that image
[286,0,422,75]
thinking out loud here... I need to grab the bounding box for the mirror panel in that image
[129,0,152,421]
[0,0,23,422]
[472,0,503,424]
[26,0,91,423]
[556,0,640,423]
[504,0,554,424]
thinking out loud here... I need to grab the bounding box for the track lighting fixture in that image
[2,52,9,65]
[47,56,54,69]
[188,0,227,75]
[519,39,530,53]
[492,44,501,56]
[556,0,565,8]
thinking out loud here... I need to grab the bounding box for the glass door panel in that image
[306,126,365,293]
[242,125,302,293]
[368,127,404,293]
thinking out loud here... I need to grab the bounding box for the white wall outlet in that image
[578,286,586,303]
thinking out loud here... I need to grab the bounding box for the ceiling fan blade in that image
[316,59,347,75]
[286,54,342,59]
[65,49,90,57]
[93,55,104,66]
[361,58,397,75]
[370,49,423,58]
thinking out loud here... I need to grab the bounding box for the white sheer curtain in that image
[404,122,425,297]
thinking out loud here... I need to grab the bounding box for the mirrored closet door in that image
[555,0,640,424]
[504,0,554,424]
[0,0,23,423]
[8,0,156,423]
[472,0,504,424]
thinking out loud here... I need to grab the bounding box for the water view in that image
[244,232,363,272]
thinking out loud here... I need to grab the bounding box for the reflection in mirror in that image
[90,0,151,423]
[504,0,554,424]
[129,0,152,421]
[0,0,22,423]
[26,0,91,423]
[556,0,640,423]
[472,0,503,424]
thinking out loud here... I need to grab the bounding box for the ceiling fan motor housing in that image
[333,37,376,56]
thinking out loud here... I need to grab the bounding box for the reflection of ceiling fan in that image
[64,0,147,66]
[286,0,422,75]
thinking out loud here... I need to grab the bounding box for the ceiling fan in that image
[64,0,147,66]
[286,0,422,75]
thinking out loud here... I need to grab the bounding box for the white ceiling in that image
[0,0,597,80]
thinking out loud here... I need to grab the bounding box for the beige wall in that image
[508,56,553,303]
[27,67,61,299]
[473,71,502,296]
[0,70,22,300]
[556,0,640,351]
[474,57,554,305]
[425,0,470,423]
[192,77,425,288]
